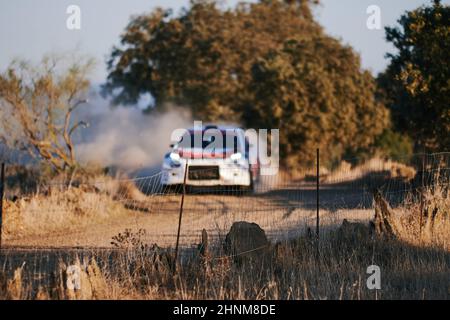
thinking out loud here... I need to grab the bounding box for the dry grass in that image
[324,158,416,183]
[2,174,156,240]
[1,211,449,300]
[0,163,448,300]
[3,186,128,239]
[395,184,450,249]
[0,184,448,300]
[284,157,416,183]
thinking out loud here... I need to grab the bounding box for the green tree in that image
[104,1,319,119]
[247,39,389,166]
[379,0,449,152]
[104,0,389,165]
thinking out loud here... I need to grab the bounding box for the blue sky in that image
[0,0,447,83]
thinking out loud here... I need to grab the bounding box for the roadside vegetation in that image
[0,180,448,300]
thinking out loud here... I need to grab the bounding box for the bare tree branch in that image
[0,56,92,174]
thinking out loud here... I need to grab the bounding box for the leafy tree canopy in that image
[378,0,449,152]
[104,0,388,165]
[247,39,389,166]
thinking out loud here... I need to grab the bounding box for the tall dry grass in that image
[323,158,416,183]
[1,183,448,300]
[285,157,417,183]
[2,177,146,239]
[0,160,448,300]
[395,184,449,249]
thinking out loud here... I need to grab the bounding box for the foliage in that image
[0,55,94,173]
[247,38,389,166]
[104,0,319,117]
[104,0,387,165]
[378,0,449,152]
[374,129,414,161]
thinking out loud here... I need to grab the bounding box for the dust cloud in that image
[74,96,192,171]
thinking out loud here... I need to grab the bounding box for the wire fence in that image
[1,152,448,247]
[0,152,449,283]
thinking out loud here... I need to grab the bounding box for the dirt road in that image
[3,188,373,248]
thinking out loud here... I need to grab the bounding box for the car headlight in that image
[230,152,242,161]
[163,152,181,168]
[170,152,181,162]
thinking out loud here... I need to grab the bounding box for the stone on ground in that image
[224,221,270,264]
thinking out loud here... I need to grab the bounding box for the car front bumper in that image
[161,161,251,187]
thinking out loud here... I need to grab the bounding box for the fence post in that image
[0,163,5,250]
[316,149,320,240]
[173,162,188,272]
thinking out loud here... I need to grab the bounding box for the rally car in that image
[161,125,258,191]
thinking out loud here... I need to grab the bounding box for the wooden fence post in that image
[199,229,209,258]
[199,229,211,273]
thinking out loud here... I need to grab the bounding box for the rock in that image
[337,219,373,243]
[224,221,270,264]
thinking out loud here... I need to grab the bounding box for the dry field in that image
[0,158,449,300]
[3,191,373,248]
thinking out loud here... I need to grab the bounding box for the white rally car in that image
[161,125,258,191]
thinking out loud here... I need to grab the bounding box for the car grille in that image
[188,166,220,180]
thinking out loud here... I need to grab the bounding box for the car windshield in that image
[177,130,243,153]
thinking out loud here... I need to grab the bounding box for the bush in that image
[374,129,414,162]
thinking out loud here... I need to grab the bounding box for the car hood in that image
[177,148,236,159]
